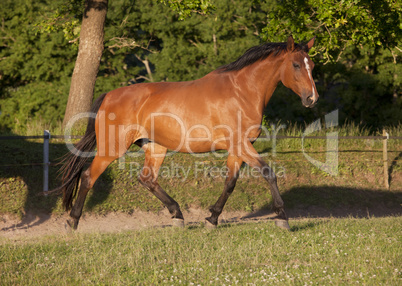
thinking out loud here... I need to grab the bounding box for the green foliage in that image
[0,81,70,132]
[0,1,77,84]
[0,0,401,132]
[263,0,402,63]
[158,0,215,20]
[0,0,78,131]
[34,0,83,44]
[131,0,272,82]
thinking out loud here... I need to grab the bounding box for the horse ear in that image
[306,36,316,51]
[287,35,295,51]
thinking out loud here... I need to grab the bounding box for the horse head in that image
[280,36,319,108]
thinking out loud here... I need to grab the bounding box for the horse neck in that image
[232,55,284,112]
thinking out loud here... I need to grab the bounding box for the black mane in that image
[219,41,308,72]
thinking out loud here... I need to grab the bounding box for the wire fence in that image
[1,134,401,140]
[0,135,82,140]
[1,130,401,192]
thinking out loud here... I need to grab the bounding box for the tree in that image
[63,0,108,127]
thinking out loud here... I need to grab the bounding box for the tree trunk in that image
[63,0,108,127]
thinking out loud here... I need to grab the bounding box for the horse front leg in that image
[240,141,290,230]
[206,154,243,228]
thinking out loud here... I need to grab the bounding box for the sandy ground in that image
[1,204,400,242]
[0,208,271,241]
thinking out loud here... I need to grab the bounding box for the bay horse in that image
[59,36,318,230]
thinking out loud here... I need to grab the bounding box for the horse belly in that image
[148,118,229,154]
[150,127,222,153]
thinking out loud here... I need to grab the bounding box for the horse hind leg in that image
[66,108,135,230]
[66,155,118,230]
[138,142,184,227]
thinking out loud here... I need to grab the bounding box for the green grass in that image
[0,217,401,285]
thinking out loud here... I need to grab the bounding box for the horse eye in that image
[293,62,300,69]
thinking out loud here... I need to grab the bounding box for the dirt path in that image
[1,205,400,241]
[0,208,275,241]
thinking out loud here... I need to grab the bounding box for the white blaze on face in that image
[304,57,316,102]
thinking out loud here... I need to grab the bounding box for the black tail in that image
[60,93,108,211]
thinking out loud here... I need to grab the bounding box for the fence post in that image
[43,130,50,195]
[382,129,389,189]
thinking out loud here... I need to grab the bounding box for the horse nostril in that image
[302,94,316,108]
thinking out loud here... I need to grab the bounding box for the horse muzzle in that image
[302,93,318,108]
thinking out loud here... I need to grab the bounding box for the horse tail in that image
[60,92,108,211]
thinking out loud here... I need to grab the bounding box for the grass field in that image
[0,124,401,285]
[0,217,401,285]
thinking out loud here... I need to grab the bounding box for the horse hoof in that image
[172,218,185,228]
[205,219,217,229]
[64,222,72,233]
[65,219,78,231]
[275,219,290,231]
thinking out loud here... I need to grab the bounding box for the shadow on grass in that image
[0,136,113,230]
[242,186,402,224]
[85,168,114,211]
[289,221,320,232]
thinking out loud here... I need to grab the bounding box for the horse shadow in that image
[238,186,401,230]
[0,135,113,231]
